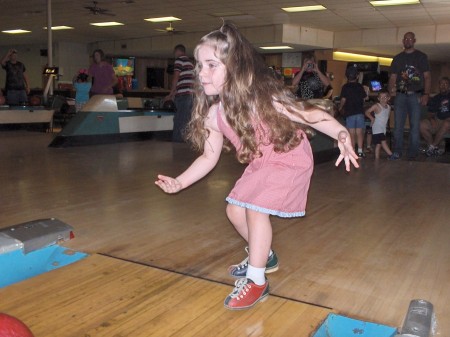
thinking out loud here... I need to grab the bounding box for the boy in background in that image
[339,66,369,158]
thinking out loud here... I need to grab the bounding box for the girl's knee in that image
[226,204,241,220]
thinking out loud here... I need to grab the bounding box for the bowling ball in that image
[0,313,34,337]
[29,96,41,106]
[0,95,5,105]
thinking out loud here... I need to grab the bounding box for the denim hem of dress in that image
[226,197,306,218]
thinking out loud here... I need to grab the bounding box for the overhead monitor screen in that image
[113,57,135,76]
[371,80,382,92]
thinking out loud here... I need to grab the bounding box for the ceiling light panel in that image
[90,22,124,27]
[144,17,181,23]
[282,5,327,12]
[44,26,74,30]
[2,29,31,34]
[370,0,420,6]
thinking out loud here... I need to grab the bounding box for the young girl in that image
[364,89,394,159]
[73,69,91,112]
[155,23,359,311]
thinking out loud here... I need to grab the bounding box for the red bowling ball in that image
[0,313,34,337]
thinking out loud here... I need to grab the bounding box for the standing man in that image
[164,44,194,142]
[388,32,431,160]
[1,49,30,105]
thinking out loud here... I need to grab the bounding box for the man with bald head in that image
[388,32,431,160]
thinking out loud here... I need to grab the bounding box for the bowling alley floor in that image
[0,130,449,336]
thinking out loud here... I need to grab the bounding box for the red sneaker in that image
[224,278,269,310]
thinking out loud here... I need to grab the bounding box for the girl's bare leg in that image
[246,209,272,269]
[226,204,248,242]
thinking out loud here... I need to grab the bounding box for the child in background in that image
[338,66,369,158]
[365,89,393,159]
[73,69,91,112]
[155,22,359,311]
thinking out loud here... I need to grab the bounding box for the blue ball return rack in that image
[0,218,88,288]
[313,313,398,337]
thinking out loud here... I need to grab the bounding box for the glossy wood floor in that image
[1,130,449,336]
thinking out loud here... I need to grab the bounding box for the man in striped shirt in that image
[164,44,195,142]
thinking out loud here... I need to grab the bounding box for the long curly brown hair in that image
[186,22,327,163]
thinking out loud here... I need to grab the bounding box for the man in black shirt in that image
[1,49,30,105]
[388,32,431,160]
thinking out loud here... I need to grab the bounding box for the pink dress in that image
[217,109,314,218]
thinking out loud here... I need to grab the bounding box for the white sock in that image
[269,249,273,257]
[246,264,266,285]
[358,148,363,153]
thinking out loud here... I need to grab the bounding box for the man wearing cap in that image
[1,49,30,105]
[388,32,431,160]
[338,65,369,158]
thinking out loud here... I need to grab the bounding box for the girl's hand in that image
[335,131,359,171]
[155,174,182,194]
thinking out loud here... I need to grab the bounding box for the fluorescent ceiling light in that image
[44,26,74,30]
[145,16,181,23]
[370,0,420,6]
[282,5,326,12]
[260,46,293,50]
[2,29,31,34]
[333,51,393,66]
[90,22,124,27]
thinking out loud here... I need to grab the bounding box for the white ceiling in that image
[1,0,450,62]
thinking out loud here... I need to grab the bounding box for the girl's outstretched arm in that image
[278,103,359,171]
[155,105,224,193]
[334,130,359,171]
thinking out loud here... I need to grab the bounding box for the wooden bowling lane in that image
[0,254,332,337]
[1,131,449,336]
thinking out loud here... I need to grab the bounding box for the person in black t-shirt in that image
[338,66,369,158]
[388,32,431,160]
[1,49,30,105]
